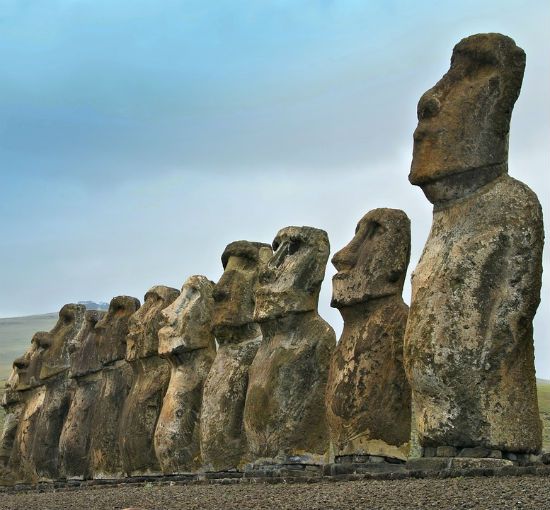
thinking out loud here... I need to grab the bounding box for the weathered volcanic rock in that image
[32,304,86,481]
[8,333,47,483]
[89,296,140,479]
[59,310,105,479]
[326,208,411,461]
[119,286,179,476]
[404,33,543,453]
[0,367,25,484]
[244,227,335,465]
[201,242,272,471]
[154,276,216,474]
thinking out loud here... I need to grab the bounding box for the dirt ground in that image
[1,475,549,510]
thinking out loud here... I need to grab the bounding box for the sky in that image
[1,1,548,374]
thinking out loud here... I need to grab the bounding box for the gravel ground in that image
[1,475,549,510]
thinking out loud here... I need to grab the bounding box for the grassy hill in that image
[0,313,549,452]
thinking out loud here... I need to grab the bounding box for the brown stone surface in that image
[404,33,543,453]
[0,368,24,483]
[409,33,526,187]
[244,227,335,464]
[31,304,86,481]
[59,310,105,479]
[120,286,179,476]
[89,296,140,479]
[201,242,272,471]
[8,335,45,483]
[154,276,216,474]
[326,209,411,461]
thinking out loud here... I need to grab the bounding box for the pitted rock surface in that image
[155,276,216,474]
[244,227,335,464]
[59,310,105,479]
[201,242,271,471]
[120,286,179,476]
[404,33,543,453]
[31,305,86,481]
[88,296,140,479]
[326,208,411,461]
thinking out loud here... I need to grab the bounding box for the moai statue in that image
[325,209,411,468]
[404,34,544,458]
[200,242,272,472]
[119,286,179,476]
[154,276,216,474]
[32,304,86,481]
[244,227,336,470]
[58,309,105,479]
[89,296,140,479]
[8,333,46,483]
[0,365,26,484]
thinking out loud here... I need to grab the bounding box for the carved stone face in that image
[331,209,410,308]
[39,304,86,380]
[126,286,179,361]
[96,296,141,365]
[254,226,330,322]
[159,275,215,356]
[212,241,272,331]
[68,310,105,378]
[410,33,525,187]
[14,332,48,391]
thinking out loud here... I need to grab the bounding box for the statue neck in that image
[420,163,507,209]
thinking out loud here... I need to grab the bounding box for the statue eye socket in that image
[288,240,300,255]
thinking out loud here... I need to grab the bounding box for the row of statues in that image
[0,33,544,485]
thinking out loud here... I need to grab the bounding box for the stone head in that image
[212,241,273,332]
[96,296,141,365]
[126,286,179,361]
[254,226,330,322]
[68,309,106,378]
[2,367,20,405]
[331,209,411,308]
[39,304,86,380]
[410,33,525,194]
[13,331,48,391]
[159,275,216,357]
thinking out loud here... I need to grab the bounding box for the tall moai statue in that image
[0,354,33,485]
[1,368,22,476]
[244,227,336,468]
[8,333,46,483]
[119,286,179,476]
[404,33,544,456]
[59,309,106,479]
[154,276,216,474]
[325,209,412,465]
[31,304,86,481]
[200,242,272,472]
[89,296,140,478]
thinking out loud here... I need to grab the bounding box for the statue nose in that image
[332,247,355,272]
[418,92,441,120]
[14,357,29,370]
